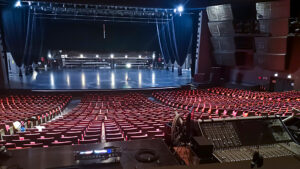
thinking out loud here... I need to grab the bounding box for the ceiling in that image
[1,0,274,9]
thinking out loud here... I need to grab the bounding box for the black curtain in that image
[156,22,171,64]
[27,15,44,65]
[171,14,193,67]
[2,7,43,66]
[156,13,194,67]
[2,7,30,67]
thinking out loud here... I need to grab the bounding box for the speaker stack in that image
[254,0,290,71]
[206,4,255,67]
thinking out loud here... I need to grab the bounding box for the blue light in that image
[177,5,184,13]
[15,1,22,8]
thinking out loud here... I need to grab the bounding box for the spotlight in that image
[287,74,292,79]
[14,1,22,8]
[96,54,99,58]
[125,55,128,58]
[274,73,278,77]
[48,53,52,59]
[110,54,114,59]
[126,63,131,68]
[177,5,184,13]
[152,53,155,59]
[138,55,142,59]
[80,54,84,58]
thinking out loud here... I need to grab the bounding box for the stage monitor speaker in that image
[206,4,233,22]
[254,53,286,71]
[255,37,287,54]
[256,1,290,20]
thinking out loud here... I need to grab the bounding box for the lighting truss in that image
[22,1,174,23]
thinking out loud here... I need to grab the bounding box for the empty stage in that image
[9,68,192,90]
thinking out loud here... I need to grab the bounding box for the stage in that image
[8,68,192,90]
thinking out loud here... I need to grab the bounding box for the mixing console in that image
[197,117,299,163]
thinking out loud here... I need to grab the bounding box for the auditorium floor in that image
[8,68,192,90]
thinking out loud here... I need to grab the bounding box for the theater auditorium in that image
[0,0,300,169]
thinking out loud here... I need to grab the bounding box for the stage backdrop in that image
[2,6,195,69]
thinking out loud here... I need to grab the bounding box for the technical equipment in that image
[197,116,300,163]
[74,147,121,165]
[191,136,213,159]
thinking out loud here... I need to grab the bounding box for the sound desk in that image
[196,116,300,163]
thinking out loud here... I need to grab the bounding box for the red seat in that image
[147,130,163,137]
[106,132,122,138]
[126,131,143,138]
[5,143,16,149]
[106,137,124,142]
[105,129,120,134]
[50,141,72,147]
[23,143,44,148]
[59,136,78,144]
[122,128,139,135]
[83,134,101,141]
[79,139,98,144]
[65,131,82,139]
[45,132,62,140]
[36,137,55,146]
[85,130,101,135]
[12,139,31,147]
[24,133,41,142]
[129,134,148,140]
[87,127,102,131]
[16,131,31,137]
[2,135,20,142]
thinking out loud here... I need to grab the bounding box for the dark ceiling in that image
[1,0,274,9]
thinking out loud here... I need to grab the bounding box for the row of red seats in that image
[153,88,300,119]
[0,94,71,125]
[208,87,300,100]
[1,93,189,149]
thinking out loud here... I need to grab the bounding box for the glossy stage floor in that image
[9,68,192,90]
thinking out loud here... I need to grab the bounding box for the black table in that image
[0,139,179,169]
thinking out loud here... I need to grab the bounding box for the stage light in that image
[287,74,292,79]
[80,54,84,58]
[66,73,70,87]
[274,73,278,77]
[138,55,142,59]
[177,5,184,13]
[152,53,155,59]
[126,63,131,68]
[15,1,22,8]
[110,54,114,59]
[125,55,128,58]
[48,53,52,59]
[96,54,99,58]
[81,73,86,87]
